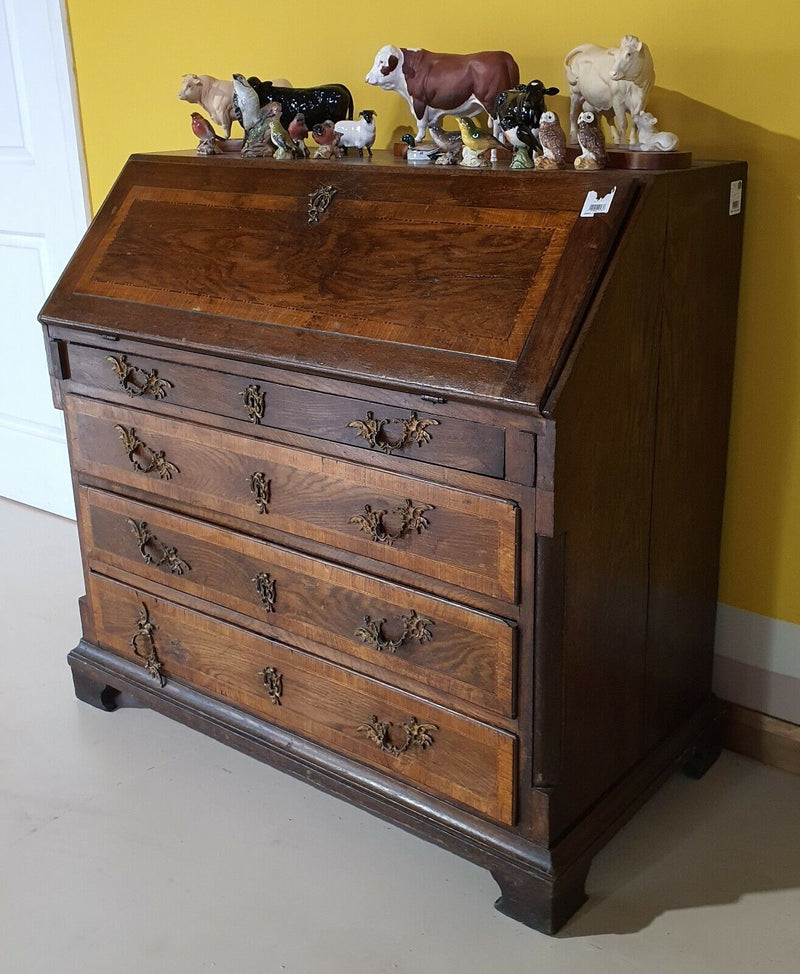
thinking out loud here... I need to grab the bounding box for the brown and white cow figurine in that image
[365,45,519,143]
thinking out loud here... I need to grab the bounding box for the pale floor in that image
[2,496,799,974]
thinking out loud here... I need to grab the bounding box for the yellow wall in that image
[65,0,800,625]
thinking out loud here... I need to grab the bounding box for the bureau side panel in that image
[642,164,747,744]
[545,182,668,837]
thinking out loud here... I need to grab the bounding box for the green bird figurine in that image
[455,116,505,168]
[269,116,301,160]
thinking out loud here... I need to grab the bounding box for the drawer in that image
[88,573,516,825]
[66,342,506,477]
[66,396,519,602]
[79,487,517,717]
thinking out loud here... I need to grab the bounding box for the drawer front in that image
[67,343,505,477]
[88,573,516,825]
[79,487,517,717]
[66,396,518,602]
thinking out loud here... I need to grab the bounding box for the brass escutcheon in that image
[347,411,439,455]
[253,572,277,612]
[239,384,266,424]
[307,185,337,225]
[357,716,438,757]
[259,666,283,705]
[248,472,271,514]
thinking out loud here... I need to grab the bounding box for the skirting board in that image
[723,703,800,777]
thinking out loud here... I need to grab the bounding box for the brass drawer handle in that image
[253,572,277,612]
[248,472,271,514]
[357,715,438,757]
[115,425,179,480]
[348,498,434,546]
[107,354,173,400]
[130,602,166,687]
[127,518,190,575]
[307,185,337,225]
[259,665,283,705]
[355,610,434,653]
[347,411,439,455]
[239,384,266,424]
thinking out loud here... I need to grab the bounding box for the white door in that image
[0,0,88,518]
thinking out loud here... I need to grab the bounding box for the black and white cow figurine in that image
[495,80,560,157]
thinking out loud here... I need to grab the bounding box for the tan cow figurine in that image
[178,73,292,139]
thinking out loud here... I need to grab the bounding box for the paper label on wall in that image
[580,187,616,217]
[729,180,743,216]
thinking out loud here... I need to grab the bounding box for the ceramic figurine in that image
[311,120,343,159]
[428,125,463,165]
[401,134,439,164]
[232,74,265,132]
[190,112,225,155]
[565,35,654,145]
[179,74,238,138]
[233,78,281,158]
[633,112,679,151]
[365,45,519,142]
[574,110,607,170]
[268,115,304,159]
[245,78,354,131]
[334,110,377,158]
[456,116,504,168]
[288,112,309,143]
[495,80,560,167]
[535,111,568,169]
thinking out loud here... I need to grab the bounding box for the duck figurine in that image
[456,116,504,168]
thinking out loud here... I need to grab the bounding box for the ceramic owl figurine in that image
[574,110,606,170]
[535,111,567,170]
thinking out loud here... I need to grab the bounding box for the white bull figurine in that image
[565,35,654,145]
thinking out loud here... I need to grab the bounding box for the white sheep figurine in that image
[334,110,377,158]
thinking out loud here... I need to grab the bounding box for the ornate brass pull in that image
[357,715,438,757]
[355,610,434,654]
[239,384,266,424]
[347,411,439,455]
[126,518,190,575]
[249,472,271,514]
[253,572,276,612]
[308,185,337,225]
[259,666,283,705]
[130,602,166,686]
[107,354,173,400]
[115,425,179,480]
[348,498,433,546]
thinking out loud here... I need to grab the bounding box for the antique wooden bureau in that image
[40,151,746,932]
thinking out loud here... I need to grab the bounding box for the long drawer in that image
[78,486,517,717]
[66,395,519,602]
[88,573,516,825]
[66,342,506,477]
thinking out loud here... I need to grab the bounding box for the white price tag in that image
[729,179,743,216]
[580,187,616,218]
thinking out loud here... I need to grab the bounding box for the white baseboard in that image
[714,604,800,725]
[0,412,74,518]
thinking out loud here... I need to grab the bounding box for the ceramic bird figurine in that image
[574,111,606,170]
[288,112,310,156]
[240,100,281,158]
[269,116,299,159]
[190,112,225,155]
[428,125,463,165]
[311,120,343,159]
[232,73,263,132]
[456,116,504,168]
[535,110,567,170]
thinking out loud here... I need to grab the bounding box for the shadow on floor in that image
[559,751,800,935]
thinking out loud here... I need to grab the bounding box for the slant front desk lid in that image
[41,151,644,414]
